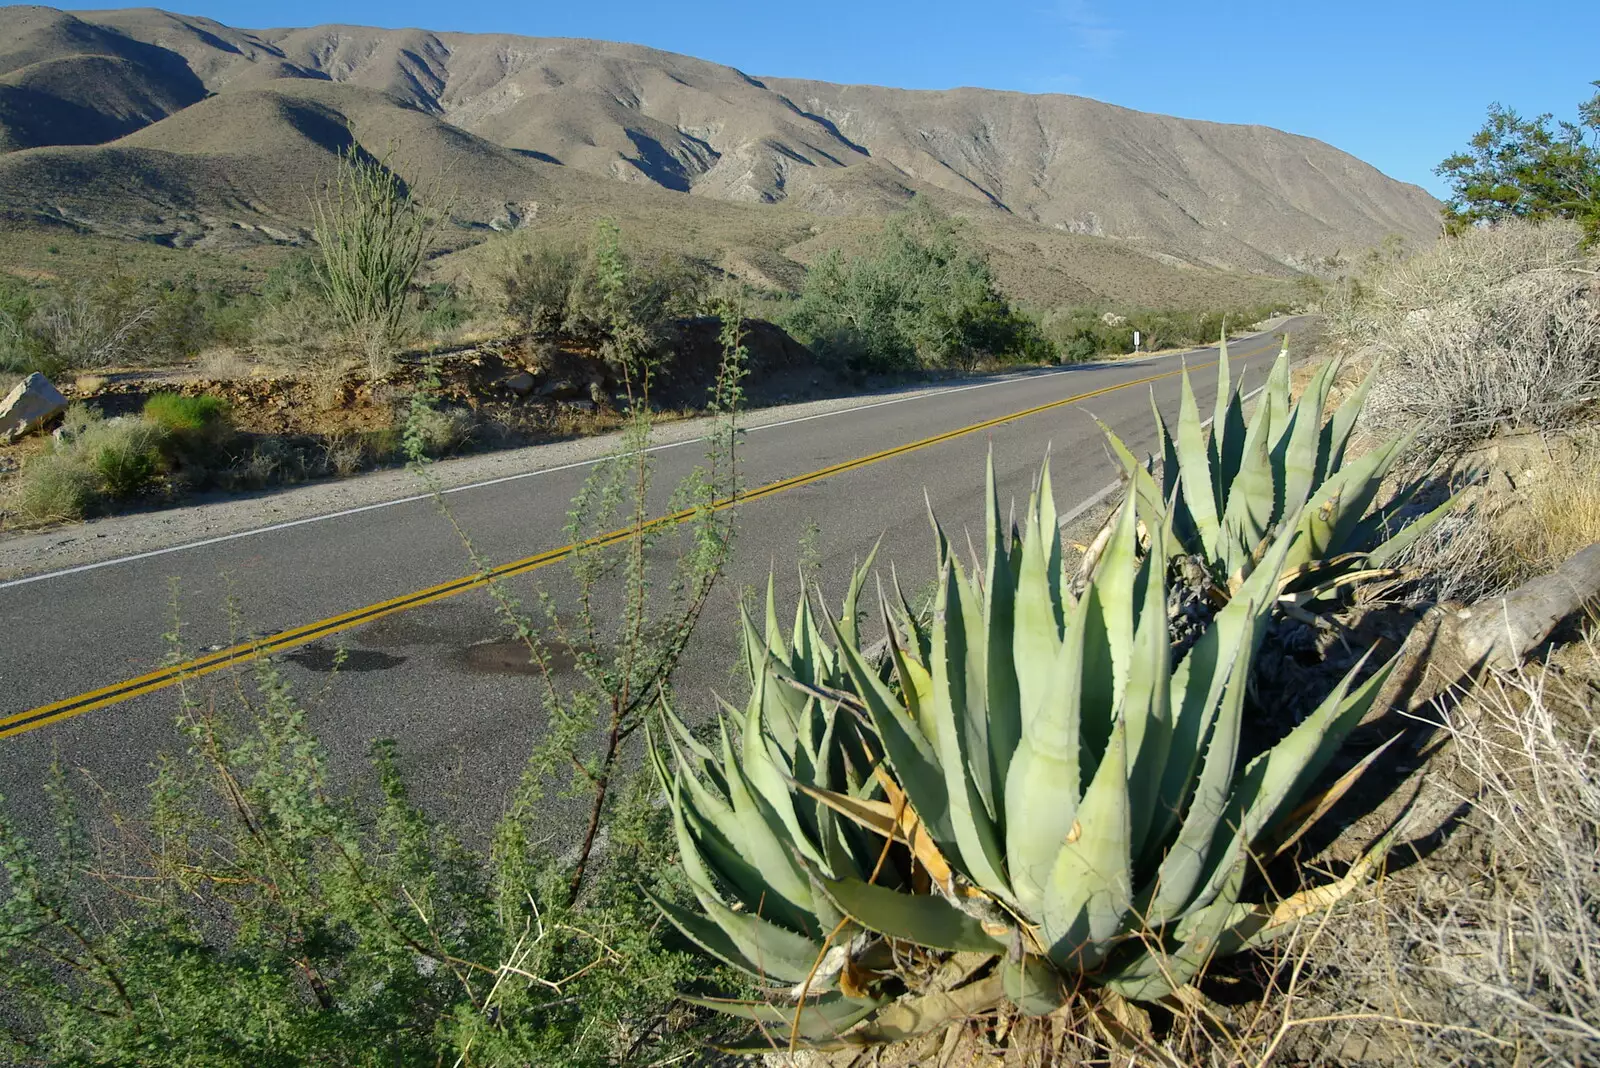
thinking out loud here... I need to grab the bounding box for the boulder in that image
[0,373,67,442]
[503,370,535,396]
[536,377,583,400]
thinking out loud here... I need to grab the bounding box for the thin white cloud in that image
[1046,0,1121,57]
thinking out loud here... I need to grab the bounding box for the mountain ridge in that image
[0,6,1440,307]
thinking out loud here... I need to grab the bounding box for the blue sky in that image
[88,0,1600,197]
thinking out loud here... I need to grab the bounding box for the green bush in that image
[13,406,167,521]
[785,198,1052,371]
[142,391,229,435]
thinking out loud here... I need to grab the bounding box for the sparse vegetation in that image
[13,405,166,521]
[1040,300,1284,361]
[498,225,707,348]
[0,253,754,1065]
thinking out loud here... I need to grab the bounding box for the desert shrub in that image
[12,406,167,521]
[1271,641,1600,1065]
[500,226,706,351]
[250,256,341,364]
[312,147,435,377]
[0,660,731,1066]
[1344,220,1600,445]
[406,402,474,457]
[33,275,210,370]
[502,239,584,333]
[786,197,1051,371]
[416,280,476,339]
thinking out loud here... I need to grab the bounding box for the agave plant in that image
[643,564,910,1046]
[651,451,1403,1051]
[1105,336,1456,605]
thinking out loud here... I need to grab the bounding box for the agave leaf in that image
[1105,850,1249,1001]
[1219,403,1275,579]
[826,612,959,851]
[1042,712,1133,973]
[983,449,1023,805]
[1365,489,1463,569]
[645,886,815,983]
[686,992,885,1043]
[1267,733,1403,862]
[1187,653,1395,917]
[891,561,931,667]
[930,561,1012,900]
[1284,435,1407,575]
[1005,581,1092,917]
[1320,362,1380,481]
[677,782,823,938]
[1176,364,1223,559]
[721,722,817,918]
[1079,488,1137,764]
[1215,818,1404,956]
[1012,481,1061,740]
[1259,345,1293,455]
[1211,335,1232,460]
[1213,336,1250,497]
[1273,356,1337,526]
[837,541,881,652]
[742,685,827,868]
[765,572,785,664]
[660,693,717,767]
[1123,536,1174,859]
[1139,515,1295,872]
[1002,955,1069,1016]
[949,558,995,816]
[820,875,1005,953]
[832,972,1008,1047]
[1100,423,1169,545]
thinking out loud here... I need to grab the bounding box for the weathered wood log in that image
[1375,540,1600,717]
[1453,541,1600,671]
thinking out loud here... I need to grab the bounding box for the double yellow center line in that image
[0,349,1257,740]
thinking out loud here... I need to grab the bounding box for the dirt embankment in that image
[0,317,846,531]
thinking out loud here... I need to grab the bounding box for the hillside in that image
[0,5,1442,307]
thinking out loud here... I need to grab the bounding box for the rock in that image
[559,398,596,412]
[503,370,535,396]
[536,377,583,400]
[0,373,68,442]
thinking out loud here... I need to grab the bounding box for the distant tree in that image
[1438,81,1600,245]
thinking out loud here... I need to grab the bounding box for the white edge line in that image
[1,331,1290,592]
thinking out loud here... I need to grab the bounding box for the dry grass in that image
[1280,638,1600,1067]
[1394,427,1600,604]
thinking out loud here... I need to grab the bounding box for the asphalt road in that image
[0,322,1307,837]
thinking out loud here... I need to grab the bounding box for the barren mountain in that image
[0,5,1441,305]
